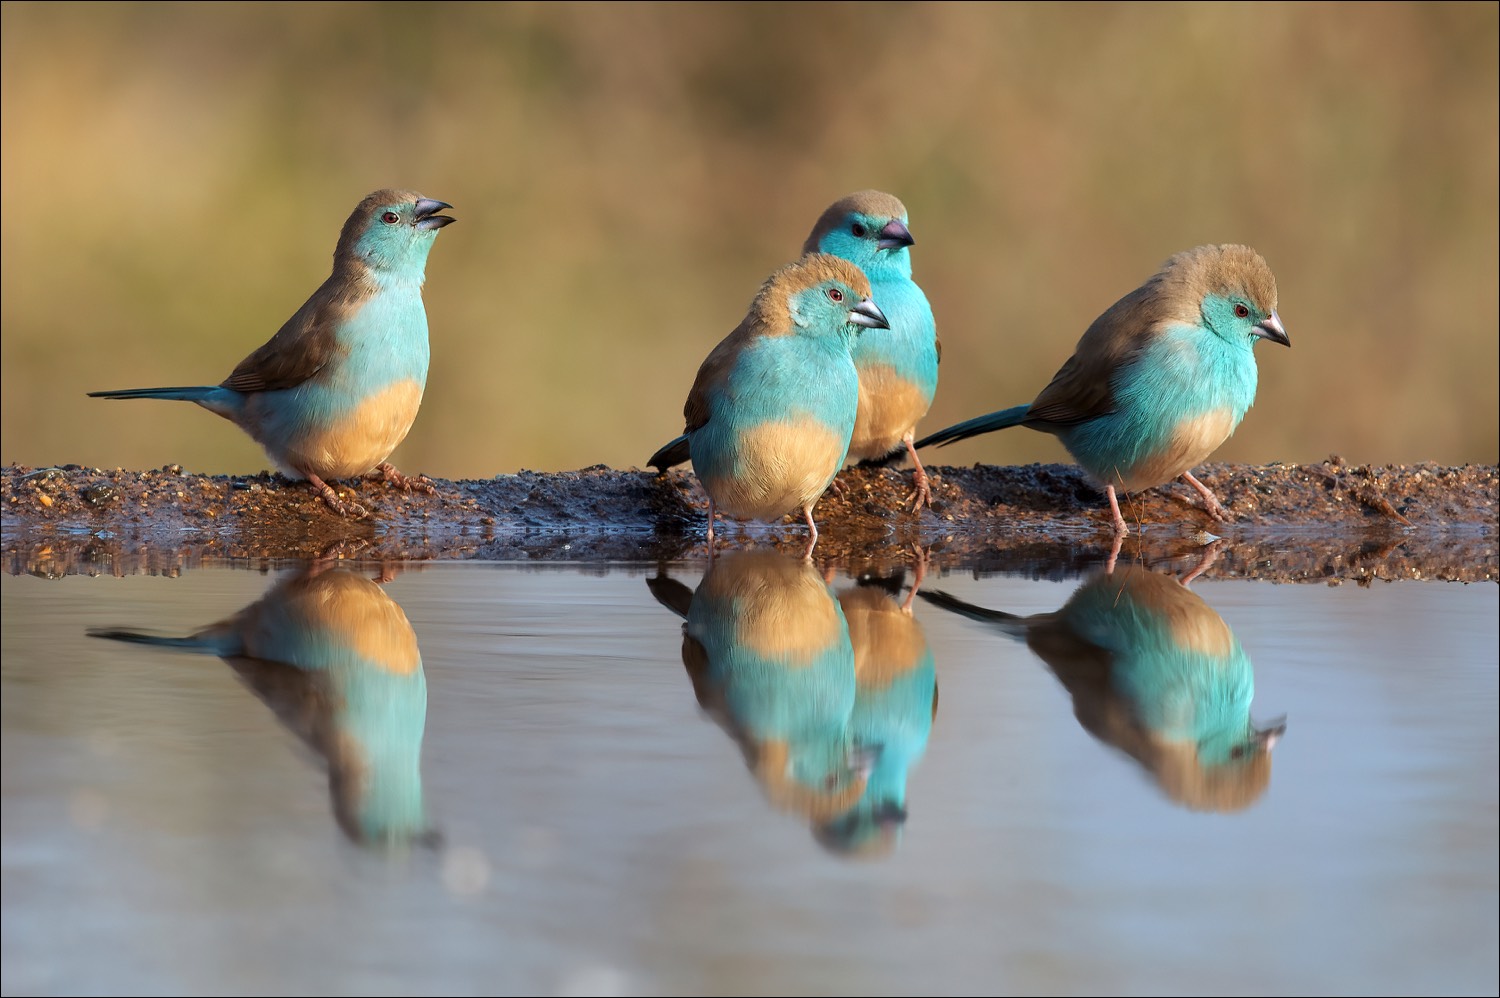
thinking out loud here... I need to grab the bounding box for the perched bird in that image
[915,244,1289,534]
[88,563,436,848]
[647,551,872,830]
[649,191,940,511]
[919,559,1286,813]
[820,564,937,858]
[648,253,888,551]
[89,189,456,518]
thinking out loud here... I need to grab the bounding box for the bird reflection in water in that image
[649,550,935,857]
[89,559,435,849]
[920,547,1285,812]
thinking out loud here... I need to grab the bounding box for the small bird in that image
[647,551,872,831]
[649,191,940,511]
[820,563,937,858]
[648,253,888,551]
[915,244,1289,534]
[89,189,456,518]
[88,562,435,848]
[918,559,1286,813]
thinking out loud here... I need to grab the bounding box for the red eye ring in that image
[381,211,400,224]
[827,288,844,303]
[1233,303,1250,319]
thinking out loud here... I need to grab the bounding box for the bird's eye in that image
[851,222,867,238]
[1230,745,1246,759]
[381,211,400,224]
[1233,303,1250,319]
[827,287,845,303]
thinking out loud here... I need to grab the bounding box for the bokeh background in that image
[3,2,1496,478]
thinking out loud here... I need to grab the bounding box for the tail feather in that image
[915,590,1028,637]
[647,434,691,471]
[913,405,1029,450]
[87,627,238,657]
[88,385,221,402]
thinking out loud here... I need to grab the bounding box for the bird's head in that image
[1166,244,1289,349]
[801,189,916,280]
[760,252,889,341]
[336,189,455,283]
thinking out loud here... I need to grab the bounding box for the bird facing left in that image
[89,189,456,518]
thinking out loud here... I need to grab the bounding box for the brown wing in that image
[681,311,762,435]
[1024,283,1166,429]
[219,277,363,394]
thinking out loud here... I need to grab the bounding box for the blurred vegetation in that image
[2,2,1496,478]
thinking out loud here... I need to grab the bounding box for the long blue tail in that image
[87,385,221,402]
[913,404,1030,450]
[86,627,236,656]
[647,434,691,471]
[915,590,1029,639]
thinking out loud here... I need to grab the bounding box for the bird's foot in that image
[376,462,437,495]
[826,475,850,499]
[1181,471,1232,523]
[904,467,932,513]
[307,475,369,519]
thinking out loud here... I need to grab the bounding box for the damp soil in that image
[2,459,1495,583]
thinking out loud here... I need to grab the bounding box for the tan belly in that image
[284,380,425,481]
[846,363,931,461]
[1114,408,1236,492]
[701,420,847,521]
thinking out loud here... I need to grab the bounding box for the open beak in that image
[1253,310,1289,347]
[877,218,915,250]
[414,198,456,230]
[849,298,889,330]
[1254,715,1288,752]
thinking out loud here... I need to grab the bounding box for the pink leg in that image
[1105,484,1128,537]
[705,497,718,549]
[1104,530,1125,575]
[801,505,820,559]
[1179,539,1224,587]
[901,543,930,612]
[306,473,369,519]
[1181,470,1231,522]
[903,430,932,513]
[375,462,437,495]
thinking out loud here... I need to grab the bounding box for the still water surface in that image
[3,554,1496,995]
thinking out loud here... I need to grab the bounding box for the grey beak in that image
[1254,715,1288,751]
[1253,309,1289,347]
[414,198,456,230]
[877,218,915,250]
[849,298,890,330]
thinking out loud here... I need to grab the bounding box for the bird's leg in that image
[825,474,850,498]
[705,497,718,553]
[1178,539,1225,588]
[903,430,932,513]
[1105,485,1129,537]
[1104,530,1125,575]
[1180,470,1231,522]
[901,543,930,612]
[375,462,438,496]
[801,505,820,560]
[306,473,369,519]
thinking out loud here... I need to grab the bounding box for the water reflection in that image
[921,557,1286,812]
[649,551,935,855]
[88,562,434,848]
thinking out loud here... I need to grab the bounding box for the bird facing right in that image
[916,244,1289,534]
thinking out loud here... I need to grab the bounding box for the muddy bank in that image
[2,459,1495,583]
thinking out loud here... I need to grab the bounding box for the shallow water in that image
[2,553,1496,996]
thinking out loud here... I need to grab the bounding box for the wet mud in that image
[3,458,1495,583]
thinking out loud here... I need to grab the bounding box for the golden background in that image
[3,3,1496,478]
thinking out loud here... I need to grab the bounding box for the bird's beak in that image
[1253,310,1289,347]
[877,218,915,250]
[414,198,456,230]
[1253,715,1288,752]
[849,298,890,330]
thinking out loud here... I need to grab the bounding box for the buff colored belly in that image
[701,419,847,521]
[282,380,425,481]
[847,362,931,461]
[1111,408,1236,492]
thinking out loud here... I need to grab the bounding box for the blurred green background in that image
[2,2,1496,478]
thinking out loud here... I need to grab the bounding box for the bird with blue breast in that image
[649,190,939,511]
[89,189,455,518]
[915,244,1289,534]
[651,252,888,553]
